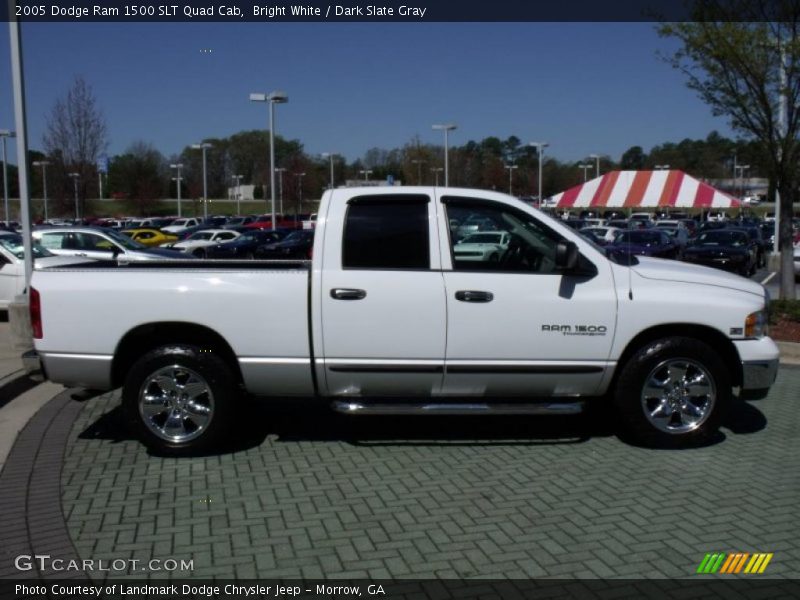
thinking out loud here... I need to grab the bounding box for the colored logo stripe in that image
[697,553,773,574]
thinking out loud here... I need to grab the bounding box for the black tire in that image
[613,337,729,448]
[245,251,255,260]
[193,248,206,258]
[122,344,238,456]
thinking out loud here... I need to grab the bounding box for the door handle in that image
[455,290,494,303]
[331,288,367,300]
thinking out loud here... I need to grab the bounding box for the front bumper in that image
[22,349,45,383]
[734,337,780,398]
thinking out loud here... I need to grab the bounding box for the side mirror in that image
[555,240,579,270]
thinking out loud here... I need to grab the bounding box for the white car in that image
[582,226,621,243]
[171,229,240,256]
[453,231,511,262]
[0,234,91,309]
[655,219,685,229]
[161,217,202,234]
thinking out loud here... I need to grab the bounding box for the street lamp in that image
[359,169,373,182]
[275,167,286,214]
[250,90,288,230]
[504,164,518,195]
[529,142,548,207]
[430,167,443,186]
[432,123,457,186]
[411,159,426,185]
[68,172,80,221]
[232,174,243,215]
[735,164,750,199]
[654,164,670,170]
[32,159,50,222]
[170,163,184,217]
[295,172,306,217]
[321,152,336,189]
[191,142,212,220]
[0,130,16,224]
[588,153,601,179]
[578,164,592,182]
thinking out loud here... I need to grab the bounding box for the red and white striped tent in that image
[548,170,741,209]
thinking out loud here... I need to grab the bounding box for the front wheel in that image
[122,344,239,455]
[613,337,729,448]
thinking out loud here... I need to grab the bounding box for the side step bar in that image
[331,400,584,416]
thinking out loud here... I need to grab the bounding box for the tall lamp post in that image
[0,130,15,224]
[32,159,49,222]
[529,142,548,207]
[431,167,443,186]
[232,174,243,215]
[432,123,457,186]
[275,168,286,215]
[191,142,212,220]
[735,164,750,200]
[504,164,518,195]
[578,164,592,182]
[321,152,336,189]
[295,172,306,217]
[170,163,183,217]
[68,172,80,221]
[411,159,426,185]
[588,153,601,179]
[250,91,288,230]
[359,169,373,182]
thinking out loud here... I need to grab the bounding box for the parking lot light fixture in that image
[529,142,549,207]
[432,123,457,186]
[505,164,518,195]
[68,172,80,220]
[411,159,426,185]
[430,167,443,186]
[191,143,212,220]
[170,163,183,217]
[578,163,592,182]
[359,169,373,182]
[32,159,50,222]
[295,172,306,215]
[275,168,286,214]
[250,91,288,230]
[0,130,16,224]
[654,164,670,170]
[232,174,243,215]
[321,153,336,189]
[588,153,601,178]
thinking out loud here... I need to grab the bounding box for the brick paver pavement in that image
[60,367,800,580]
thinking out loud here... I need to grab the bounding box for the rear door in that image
[318,192,446,396]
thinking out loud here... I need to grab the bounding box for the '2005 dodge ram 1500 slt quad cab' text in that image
[23,187,779,454]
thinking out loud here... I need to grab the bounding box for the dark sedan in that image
[254,230,314,259]
[608,230,680,260]
[682,230,756,276]
[206,229,290,259]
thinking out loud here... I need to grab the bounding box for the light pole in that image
[170,163,183,217]
[32,160,49,222]
[735,164,750,199]
[578,164,592,182]
[232,174,243,215]
[321,152,336,189]
[431,167,443,186]
[295,172,306,217]
[504,164,518,195]
[275,167,286,214]
[359,169,373,182]
[191,142,212,220]
[0,130,15,224]
[250,91,288,230]
[411,159,425,184]
[529,142,548,207]
[588,153,601,179]
[432,123,457,186]
[654,164,670,170]
[68,172,80,221]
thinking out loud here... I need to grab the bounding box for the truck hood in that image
[630,256,764,298]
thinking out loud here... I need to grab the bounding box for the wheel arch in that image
[611,324,742,390]
[112,322,243,388]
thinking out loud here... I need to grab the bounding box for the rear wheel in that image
[193,248,206,258]
[122,344,238,455]
[613,337,729,448]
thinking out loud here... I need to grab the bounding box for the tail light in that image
[30,286,42,339]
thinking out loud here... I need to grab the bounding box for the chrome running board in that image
[331,400,584,416]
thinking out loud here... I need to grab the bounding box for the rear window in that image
[342,196,430,269]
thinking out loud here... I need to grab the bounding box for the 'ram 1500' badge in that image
[542,325,608,336]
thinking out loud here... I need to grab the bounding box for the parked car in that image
[161,217,202,234]
[682,229,757,276]
[609,229,680,260]
[629,212,654,224]
[254,230,314,259]
[658,227,690,256]
[452,231,512,262]
[120,228,179,248]
[728,226,767,268]
[222,216,257,229]
[205,229,290,259]
[581,226,620,244]
[795,246,799,280]
[32,227,188,261]
[171,229,241,257]
[203,216,230,228]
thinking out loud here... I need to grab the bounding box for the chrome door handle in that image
[331,288,367,300]
[455,290,494,303]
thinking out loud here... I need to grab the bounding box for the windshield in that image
[104,229,146,250]
[188,232,215,241]
[284,231,311,243]
[695,231,748,246]
[0,234,55,259]
[461,233,503,244]
[616,231,664,245]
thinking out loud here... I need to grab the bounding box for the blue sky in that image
[0,22,737,165]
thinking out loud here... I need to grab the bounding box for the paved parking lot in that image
[54,367,800,580]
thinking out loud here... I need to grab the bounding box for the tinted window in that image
[343,196,430,269]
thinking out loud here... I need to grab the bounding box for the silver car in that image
[32,227,187,261]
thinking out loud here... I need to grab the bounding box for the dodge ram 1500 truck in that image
[23,187,779,454]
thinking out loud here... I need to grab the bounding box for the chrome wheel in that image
[640,358,716,434]
[138,365,214,443]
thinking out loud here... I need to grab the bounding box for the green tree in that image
[108,142,166,215]
[659,4,800,299]
[620,145,647,170]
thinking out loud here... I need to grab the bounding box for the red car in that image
[242,215,304,230]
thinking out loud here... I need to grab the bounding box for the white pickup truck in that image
[23,187,779,454]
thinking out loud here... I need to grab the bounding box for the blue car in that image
[205,229,290,259]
